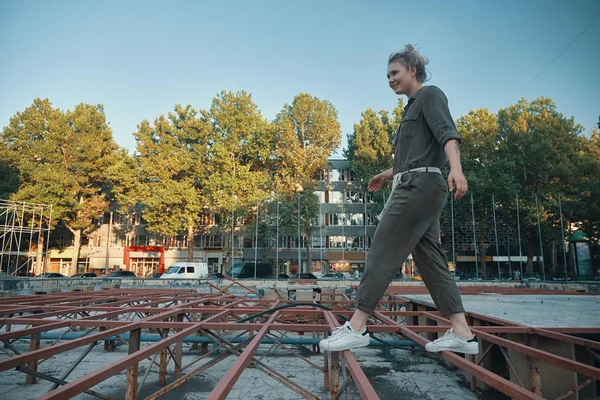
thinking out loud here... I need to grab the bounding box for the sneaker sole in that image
[320,340,370,352]
[426,346,479,355]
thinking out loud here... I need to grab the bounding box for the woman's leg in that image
[412,219,478,353]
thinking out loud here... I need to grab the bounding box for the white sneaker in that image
[425,328,479,354]
[319,321,370,351]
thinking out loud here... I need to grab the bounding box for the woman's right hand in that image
[367,173,388,192]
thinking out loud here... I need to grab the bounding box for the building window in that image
[328,213,350,226]
[329,236,346,248]
[329,169,345,182]
[349,214,364,226]
[311,236,325,248]
[315,191,325,203]
[319,170,325,181]
[136,235,148,247]
[345,191,365,204]
[328,191,344,204]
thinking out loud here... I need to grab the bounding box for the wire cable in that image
[520,11,600,94]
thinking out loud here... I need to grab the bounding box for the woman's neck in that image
[407,83,423,98]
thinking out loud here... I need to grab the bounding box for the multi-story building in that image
[41,157,381,277]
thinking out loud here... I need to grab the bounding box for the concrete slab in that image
[0,334,478,400]
[402,294,600,327]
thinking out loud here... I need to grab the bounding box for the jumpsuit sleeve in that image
[422,86,462,147]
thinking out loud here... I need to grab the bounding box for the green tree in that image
[0,149,19,199]
[570,129,600,244]
[1,99,121,275]
[345,99,404,221]
[497,98,584,273]
[277,185,321,273]
[133,104,213,261]
[454,109,518,277]
[201,91,275,268]
[272,93,342,195]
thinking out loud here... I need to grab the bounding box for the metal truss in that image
[0,280,598,399]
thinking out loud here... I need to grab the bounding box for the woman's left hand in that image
[448,169,468,200]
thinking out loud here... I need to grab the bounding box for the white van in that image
[160,262,209,279]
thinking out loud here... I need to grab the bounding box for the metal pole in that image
[516,193,523,279]
[276,194,279,285]
[15,202,26,273]
[342,192,345,272]
[492,194,501,280]
[451,193,456,278]
[507,232,512,278]
[535,193,545,281]
[105,211,113,275]
[319,200,323,270]
[558,194,568,281]
[231,195,235,280]
[471,193,479,279]
[254,199,258,279]
[0,202,8,273]
[364,190,367,272]
[43,205,52,276]
[297,191,301,278]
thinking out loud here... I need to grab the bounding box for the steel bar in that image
[205,312,279,399]
[16,366,114,400]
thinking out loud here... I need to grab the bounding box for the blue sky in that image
[1,0,599,155]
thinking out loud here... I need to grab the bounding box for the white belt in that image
[391,167,442,192]
[383,167,442,211]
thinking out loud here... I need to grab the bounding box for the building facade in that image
[40,158,383,277]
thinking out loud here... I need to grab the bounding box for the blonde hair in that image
[388,44,429,83]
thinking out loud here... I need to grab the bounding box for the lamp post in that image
[295,183,303,278]
[231,194,236,279]
[254,198,259,279]
[273,191,279,285]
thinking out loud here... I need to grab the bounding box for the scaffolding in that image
[0,280,598,399]
[0,199,53,276]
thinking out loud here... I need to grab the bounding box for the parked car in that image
[70,272,98,278]
[108,270,137,278]
[299,273,319,280]
[160,262,209,279]
[41,273,65,278]
[465,273,484,281]
[493,273,513,281]
[15,272,36,277]
[209,272,225,279]
[551,273,571,281]
[266,273,290,280]
[320,272,344,280]
[148,272,162,278]
[227,263,273,279]
[523,272,542,282]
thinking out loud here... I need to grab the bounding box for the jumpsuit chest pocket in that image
[399,110,421,140]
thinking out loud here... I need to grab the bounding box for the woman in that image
[320,44,478,355]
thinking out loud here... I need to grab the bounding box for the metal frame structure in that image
[0,280,598,399]
[0,199,53,276]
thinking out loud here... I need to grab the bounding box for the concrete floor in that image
[402,294,600,327]
[0,338,480,400]
[3,291,597,399]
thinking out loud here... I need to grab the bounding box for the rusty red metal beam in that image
[323,310,380,400]
[206,312,279,400]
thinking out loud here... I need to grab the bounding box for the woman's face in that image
[387,61,416,96]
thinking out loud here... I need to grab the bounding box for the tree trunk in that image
[526,246,535,273]
[551,241,557,273]
[480,231,488,279]
[187,225,194,262]
[306,233,312,273]
[69,228,82,276]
